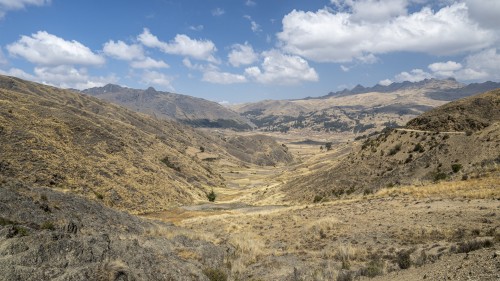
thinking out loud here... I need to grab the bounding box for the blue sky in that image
[0,0,499,103]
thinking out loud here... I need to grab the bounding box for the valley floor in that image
[143,137,500,281]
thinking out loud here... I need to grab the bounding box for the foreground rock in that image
[0,177,229,281]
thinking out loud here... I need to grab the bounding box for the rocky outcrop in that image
[0,177,230,281]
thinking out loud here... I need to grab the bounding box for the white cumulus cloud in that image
[244,15,261,33]
[103,39,169,69]
[443,48,500,81]
[277,3,495,63]
[0,67,36,80]
[228,43,258,67]
[463,48,500,77]
[394,69,433,82]
[244,49,318,85]
[33,65,116,89]
[0,0,50,18]
[7,31,105,66]
[0,65,116,89]
[426,49,500,81]
[428,61,462,77]
[378,79,393,86]
[130,57,168,69]
[0,65,116,90]
[384,48,500,83]
[202,71,247,84]
[141,70,174,91]
[103,40,144,61]
[138,28,218,63]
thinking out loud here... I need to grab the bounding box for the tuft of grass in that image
[433,172,448,182]
[0,217,15,226]
[95,192,104,200]
[360,256,384,277]
[451,239,493,253]
[388,143,402,156]
[313,194,323,203]
[336,271,353,281]
[17,226,29,236]
[202,268,227,281]
[40,221,56,231]
[341,259,350,270]
[413,143,425,153]
[10,225,29,237]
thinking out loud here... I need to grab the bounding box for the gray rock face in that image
[0,178,230,281]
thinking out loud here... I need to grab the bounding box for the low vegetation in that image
[40,221,56,231]
[451,239,494,254]
[207,190,217,202]
[388,143,402,156]
[203,268,228,281]
[451,163,462,173]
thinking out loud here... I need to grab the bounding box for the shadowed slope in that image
[83,84,254,130]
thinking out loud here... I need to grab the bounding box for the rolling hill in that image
[82,84,254,130]
[0,75,234,213]
[282,89,500,202]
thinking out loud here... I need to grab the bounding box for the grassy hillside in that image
[0,75,228,214]
[407,89,500,132]
[282,89,500,202]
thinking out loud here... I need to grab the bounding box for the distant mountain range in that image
[77,79,500,134]
[319,78,462,98]
[232,78,500,135]
[314,78,500,101]
[81,84,254,130]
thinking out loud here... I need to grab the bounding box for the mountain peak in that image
[145,86,157,94]
[82,83,125,95]
[101,84,124,93]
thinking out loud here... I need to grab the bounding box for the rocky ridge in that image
[82,84,254,130]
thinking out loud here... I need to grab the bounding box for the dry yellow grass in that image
[228,232,267,275]
[375,174,500,199]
